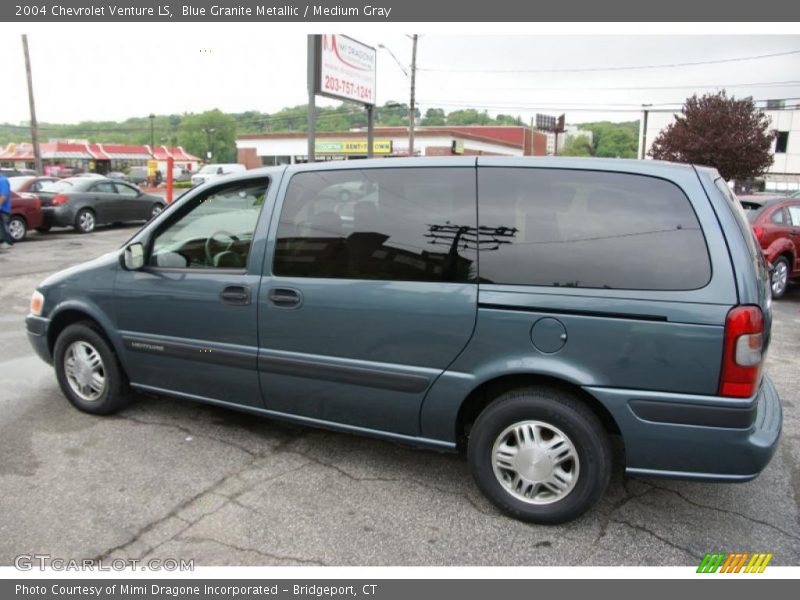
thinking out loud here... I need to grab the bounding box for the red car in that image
[8,175,60,194]
[741,197,800,298]
[8,191,44,242]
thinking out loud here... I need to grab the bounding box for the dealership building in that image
[638,103,800,192]
[236,126,549,167]
[0,141,202,175]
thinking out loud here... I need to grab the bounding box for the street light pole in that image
[203,127,216,160]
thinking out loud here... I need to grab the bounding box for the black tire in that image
[149,203,165,220]
[770,255,791,299]
[53,322,132,415]
[467,386,611,524]
[74,208,96,234]
[35,225,52,233]
[8,215,27,242]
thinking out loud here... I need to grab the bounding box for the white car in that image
[190,163,246,186]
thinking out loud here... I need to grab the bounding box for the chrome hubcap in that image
[8,219,24,240]
[492,420,580,505]
[64,341,106,402]
[772,262,788,295]
[79,212,95,232]
[151,205,163,217]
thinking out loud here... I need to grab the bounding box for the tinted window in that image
[478,168,711,290]
[274,168,477,283]
[149,179,268,269]
[714,177,760,261]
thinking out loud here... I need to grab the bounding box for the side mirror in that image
[122,243,145,270]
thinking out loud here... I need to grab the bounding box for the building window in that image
[775,131,789,154]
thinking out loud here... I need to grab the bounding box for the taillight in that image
[719,305,764,398]
[753,226,764,242]
[52,194,69,206]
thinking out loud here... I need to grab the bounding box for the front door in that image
[114,177,272,407]
[258,165,479,437]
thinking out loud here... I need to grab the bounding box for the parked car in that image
[8,175,61,195]
[1,167,37,177]
[37,177,166,233]
[127,166,149,185]
[8,191,43,241]
[105,171,129,181]
[740,196,800,298]
[190,163,246,186]
[26,157,781,524]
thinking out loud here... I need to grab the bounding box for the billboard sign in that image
[315,139,392,155]
[316,35,377,106]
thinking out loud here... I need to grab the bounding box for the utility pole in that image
[22,35,42,175]
[408,34,418,157]
[149,113,156,149]
[640,104,651,159]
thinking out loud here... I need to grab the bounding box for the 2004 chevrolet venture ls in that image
[27,157,782,523]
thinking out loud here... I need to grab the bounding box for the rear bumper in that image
[587,376,782,481]
[41,206,76,228]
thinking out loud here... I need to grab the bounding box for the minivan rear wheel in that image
[771,256,790,299]
[54,323,131,415]
[467,387,611,524]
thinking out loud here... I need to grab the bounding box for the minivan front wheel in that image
[54,323,131,415]
[468,387,611,524]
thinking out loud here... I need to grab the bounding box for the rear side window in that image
[713,178,760,260]
[478,168,711,290]
[274,168,477,282]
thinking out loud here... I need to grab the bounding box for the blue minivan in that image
[26,157,782,523]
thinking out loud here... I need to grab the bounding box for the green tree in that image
[421,108,446,126]
[177,109,237,162]
[577,121,639,158]
[560,135,594,157]
[446,109,493,126]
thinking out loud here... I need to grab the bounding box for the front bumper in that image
[26,314,52,365]
[587,376,782,481]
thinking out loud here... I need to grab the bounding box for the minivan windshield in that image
[198,165,220,174]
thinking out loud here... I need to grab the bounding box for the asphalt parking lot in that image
[1,225,798,567]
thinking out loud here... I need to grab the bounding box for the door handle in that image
[269,287,303,309]
[220,285,251,305]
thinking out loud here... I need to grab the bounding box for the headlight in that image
[30,290,44,316]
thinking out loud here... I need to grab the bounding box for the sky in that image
[1,27,800,130]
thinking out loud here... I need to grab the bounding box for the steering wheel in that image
[204,230,240,266]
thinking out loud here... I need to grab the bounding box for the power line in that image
[417,49,800,74]
[483,80,800,92]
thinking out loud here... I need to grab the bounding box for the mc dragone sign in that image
[318,35,377,105]
[697,552,773,573]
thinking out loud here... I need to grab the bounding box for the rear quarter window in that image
[478,168,712,291]
[713,178,761,260]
